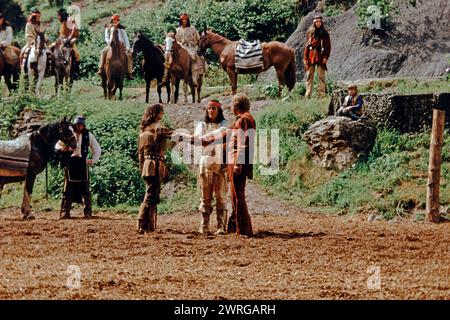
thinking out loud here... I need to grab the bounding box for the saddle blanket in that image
[235,39,263,70]
[0,134,31,177]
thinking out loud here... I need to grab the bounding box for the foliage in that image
[0,0,26,30]
[355,0,399,30]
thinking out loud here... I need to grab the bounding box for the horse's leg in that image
[21,174,36,220]
[197,75,203,103]
[36,65,45,97]
[227,68,238,95]
[145,77,150,103]
[54,73,59,95]
[166,82,171,104]
[183,80,190,104]
[276,68,285,98]
[174,78,181,104]
[119,79,123,100]
[157,82,163,104]
[102,74,107,99]
[0,182,3,201]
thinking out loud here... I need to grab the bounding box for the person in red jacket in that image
[303,15,331,98]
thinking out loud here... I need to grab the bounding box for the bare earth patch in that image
[0,191,449,300]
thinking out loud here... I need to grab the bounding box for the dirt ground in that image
[1,191,449,300]
[1,94,449,299]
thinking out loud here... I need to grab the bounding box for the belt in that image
[144,154,165,161]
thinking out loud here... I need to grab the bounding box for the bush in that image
[0,0,26,30]
[355,0,399,30]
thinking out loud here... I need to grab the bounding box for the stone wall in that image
[328,91,450,133]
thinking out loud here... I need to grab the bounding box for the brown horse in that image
[102,28,126,99]
[0,45,20,92]
[170,39,203,103]
[51,39,76,94]
[0,117,77,219]
[198,29,296,96]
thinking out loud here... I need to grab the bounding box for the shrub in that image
[355,0,399,30]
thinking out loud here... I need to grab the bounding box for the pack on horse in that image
[169,38,203,104]
[0,117,76,219]
[22,31,49,96]
[131,32,170,104]
[0,43,20,92]
[51,38,77,94]
[198,29,296,96]
[101,27,126,100]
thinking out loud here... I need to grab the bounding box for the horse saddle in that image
[0,134,31,177]
[235,39,264,71]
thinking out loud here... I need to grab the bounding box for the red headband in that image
[208,101,221,109]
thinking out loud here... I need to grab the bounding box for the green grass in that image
[254,80,450,219]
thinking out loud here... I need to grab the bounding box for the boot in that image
[199,211,210,235]
[138,203,150,233]
[160,64,170,86]
[148,206,157,232]
[216,209,227,235]
[60,197,71,219]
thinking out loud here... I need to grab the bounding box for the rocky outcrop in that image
[262,0,449,82]
[10,109,46,138]
[303,116,377,170]
[328,91,450,133]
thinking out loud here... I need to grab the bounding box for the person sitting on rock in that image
[337,84,364,120]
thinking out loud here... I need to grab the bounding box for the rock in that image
[303,116,377,170]
[260,0,449,83]
[10,108,46,138]
[328,91,450,133]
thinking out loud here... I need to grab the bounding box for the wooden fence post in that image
[426,93,449,223]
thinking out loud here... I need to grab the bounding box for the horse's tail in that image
[284,50,296,91]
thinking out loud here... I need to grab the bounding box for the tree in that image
[0,0,26,30]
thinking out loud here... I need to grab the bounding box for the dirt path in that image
[0,208,448,299]
[1,89,449,299]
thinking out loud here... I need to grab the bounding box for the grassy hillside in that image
[255,77,450,219]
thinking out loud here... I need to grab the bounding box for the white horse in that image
[27,32,47,96]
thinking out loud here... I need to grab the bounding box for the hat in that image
[73,115,86,125]
[31,8,41,14]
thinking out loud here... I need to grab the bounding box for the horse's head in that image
[34,31,46,57]
[58,116,77,149]
[198,28,210,56]
[132,32,143,54]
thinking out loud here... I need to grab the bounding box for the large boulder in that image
[303,116,377,170]
[261,0,449,83]
[328,91,450,133]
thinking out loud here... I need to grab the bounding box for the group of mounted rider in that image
[0,8,206,99]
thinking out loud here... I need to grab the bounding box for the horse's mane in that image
[34,121,68,168]
[137,33,164,60]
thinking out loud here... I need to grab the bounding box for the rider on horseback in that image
[97,14,133,80]
[20,8,49,72]
[0,13,20,66]
[55,8,81,79]
[171,13,205,87]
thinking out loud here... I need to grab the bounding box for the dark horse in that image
[132,32,170,103]
[101,28,126,100]
[51,38,77,94]
[0,118,77,219]
[0,44,20,92]
[198,29,296,96]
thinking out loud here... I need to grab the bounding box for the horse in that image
[25,31,48,96]
[169,39,204,104]
[51,38,77,94]
[0,117,77,219]
[101,28,126,100]
[131,32,170,104]
[198,29,296,96]
[0,45,20,92]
